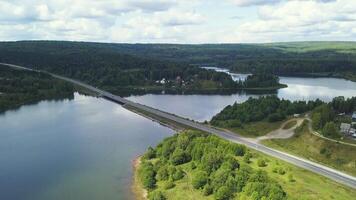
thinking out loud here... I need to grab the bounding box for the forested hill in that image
[1,41,355,75]
[0,41,238,95]
[0,41,355,87]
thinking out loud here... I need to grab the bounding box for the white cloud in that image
[0,0,355,43]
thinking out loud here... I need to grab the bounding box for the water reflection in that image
[128,71,356,122]
[0,93,173,200]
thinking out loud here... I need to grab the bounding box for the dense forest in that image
[0,65,74,113]
[211,96,323,128]
[235,74,285,89]
[0,41,238,95]
[0,41,355,95]
[138,131,287,200]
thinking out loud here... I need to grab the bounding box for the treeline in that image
[138,131,287,200]
[312,96,356,138]
[211,96,323,128]
[235,74,284,89]
[0,41,236,95]
[0,66,74,113]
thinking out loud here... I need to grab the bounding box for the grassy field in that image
[229,120,285,138]
[262,120,356,176]
[134,130,356,200]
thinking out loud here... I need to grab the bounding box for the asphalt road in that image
[1,62,356,189]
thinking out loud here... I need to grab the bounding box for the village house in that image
[340,123,351,135]
[352,112,356,122]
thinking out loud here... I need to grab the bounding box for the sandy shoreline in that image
[131,156,147,200]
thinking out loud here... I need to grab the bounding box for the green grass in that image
[283,120,297,130]
[262,121,356,176]
[229,120,284,138]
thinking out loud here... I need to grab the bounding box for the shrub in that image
[149,191,166,200]
[192,171,208,189]
[203,184,213,196]
[156,166,169,181]
[214,186,233,200]
[243,152,252,163]
[278,168,286,175]
[171,168,185,181]
[164,181,175,189]
[171,148,191,165]
[144,147,156,159]
[257,158,267,167]
[139,162,156,190]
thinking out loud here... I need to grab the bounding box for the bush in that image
[171,168,185,181]
[243,152,252,163]
[171,148,191,165]
[257,158,267,167]
[268,112,286,122]
[278,168,286,175]
[164,181,175,189]
[144,147,156,159]
[139,162,156,190]
[203,184,213,196]
[156,166,169,181]
[214,186,233,200]
[149,191,166,200]
[192,171,208,189]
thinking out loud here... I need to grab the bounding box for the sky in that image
[0,0,356,43]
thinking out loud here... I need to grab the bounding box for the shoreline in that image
[131,156,147,200]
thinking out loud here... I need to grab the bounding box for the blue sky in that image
[0,0,355,43]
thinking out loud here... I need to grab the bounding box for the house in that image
[350,128,356,135]
[160,78,166,84]
[293,114,300,118]
[352,112,356,122]
[340,123,351,135]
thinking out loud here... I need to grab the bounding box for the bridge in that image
[1,62,356,189]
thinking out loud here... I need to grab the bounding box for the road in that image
[1,62,356,189]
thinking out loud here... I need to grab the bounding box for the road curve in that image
[1,62,356,189]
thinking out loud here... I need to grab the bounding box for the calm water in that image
[2,72,356,200]
[128,74,356,122]
[0,93,173,200]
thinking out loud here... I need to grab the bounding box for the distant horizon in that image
[1,40,356,45]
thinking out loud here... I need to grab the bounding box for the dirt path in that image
[255,118,304,142]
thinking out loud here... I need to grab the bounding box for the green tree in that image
[214,186,233,200]
[192,171,208,189]
[322,122,339,138]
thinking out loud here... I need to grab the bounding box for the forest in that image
[235,74,285,89]
[0,41,237,95]
[0,65,74,113]
[211,95,356,139]
[138,131,287,200]
[0,41,355,95]
[210,96,323,128]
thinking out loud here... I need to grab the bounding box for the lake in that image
[0,93,173,200]
[128,71,356,122]
[2,73,356,200]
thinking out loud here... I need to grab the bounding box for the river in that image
[0,93,173,200]
[1,72,356,200]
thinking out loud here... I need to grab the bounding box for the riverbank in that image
[132,156,147,200]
